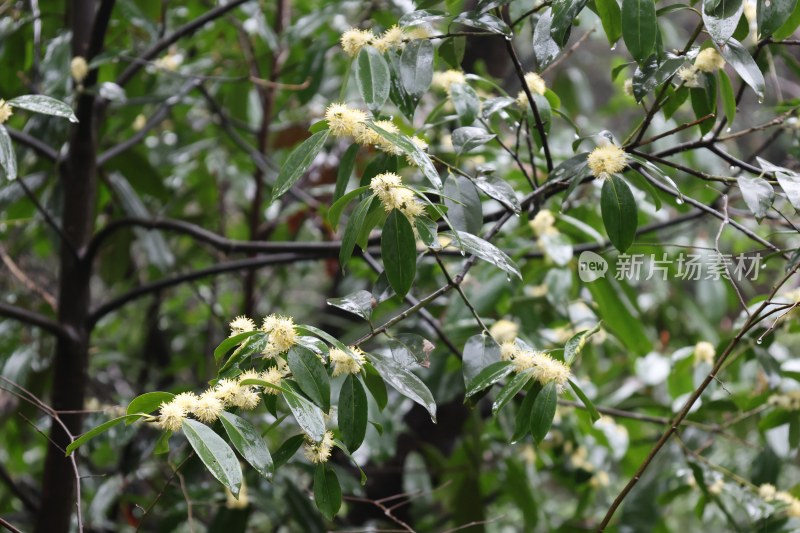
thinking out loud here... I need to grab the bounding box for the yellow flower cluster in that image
[0,100,12,124]
[489,319,518,343]
[70,56,89,84]
[432,70,466,94]
[677,66,703,88]
[229,315,257,336]
[304,430,335,463]
[340,26,431,57]
[759,484,800,517]
[156,371,274,431]
[587,144,628,178]
[693,341,715,366]
[324,103,428,164]
[329,346,366,377]
[694,48,725,73]
[262,314,298,358]
[369,172,425,219]
[516,72,547,108]
[768,390,800,410]
[500,341,571,388]
[529,209,557,238]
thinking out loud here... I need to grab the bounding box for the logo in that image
[578,251,608,282]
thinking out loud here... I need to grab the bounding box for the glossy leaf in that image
[288,346,331,413]
[443,230,522,279]
[400,40,434,96]
[717,38,765,99]
[283,387,326,442]
[314,465,342,520]
[737,176,775,220]
[474,174,520,213]
[601,175,638,252]
[182,419,243,497]
[368,122,441,189]
[450,81,480,125]
[718,69,737,126]
[758,0,796,39]
[8,94,78,122]
[564,323,602,365]
[444,174,482,234]
[356,47,391,113]
[271,130,330,202]
[126,391,175,418]
[334,143,359,202]
[219,412,274,479]
[66,415,143,455]
[530,381,558,443]
[452,12,511,34]
[492,371,532,415]
[340,194,375,267]
[273,434,305,469]
[328,185,370,230]
[512,383,541,442]
[363,364,389,411]
[339,375,368,452]
[551,0,589,46]
[327,290,374,321]
[703,0,744,44]
[368,354,437,422]
[213,331,263,362]
[595,0,623,45]
[776,173,800,211]
[462,334,501,386]
[568,379,600,422]
[621,0,657,63]
[465,361,513,398]
[533,10,561,69]
[451,126,496,154]
[381,209,417,297]
[0,126,17,181]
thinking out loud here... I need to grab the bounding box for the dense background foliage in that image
[1,0,800,531]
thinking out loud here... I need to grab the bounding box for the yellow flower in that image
[71,56,89,83]
[490,320,518,343]
[132,114,147,131]
[172,392,198,412]
[0,100,13,125]
[261,314,298,358]
[213,378,242,405]
[355,119,401,155]
[260,368,284,394]
[515,72,547,107]
[369,172,425,219]
[303,430,335,463]
[693,341,715,366]
[154,50,183,71]
[340,28,375,57]
[238,369,262,385]
[529,209,556,237]
[193,390,224,423]
[406,136,429,166]
[587,144,628,178]
[677,65,702,88]
[432,70,466,94]
[405,26,432,40]
[229,315,256,337]
[708,477,725,495]
[759,483,777,501]
[623,79,634,97]
[530,352,571,387]
[500,340,521,361]
[231,388,261,410]
[329,347,366,376]
[694,48,725,73]
[590,470,610,488]
[374,26,406,53]
[325,102,368,137]
[158,401,186,432]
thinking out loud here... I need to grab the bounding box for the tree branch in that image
[6,127,59,161]
[0,302,72,341]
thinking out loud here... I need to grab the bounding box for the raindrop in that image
[460,250,466,257]
[757,96,764,104]
[729,165,736,171]
[725,127,731,133]
[756,338,763,344]
[610,43,617,51]
[676,197,684,205]
[506,275,512,283]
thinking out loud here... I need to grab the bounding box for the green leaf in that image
[334,143,359,202]
[214,331,263,362]
[444,174,483,234]
[531,381,558,443]
[595,0,623,45]
[154,430,171,455]
[327,290,374,321]
[466,361,513,398]
[776,173,800,211]
[368,354,437,422]
[452,12,511,34]
[758,0,797,39]
[462,334,501,386]
[182,419,243,497]
[737,176,775,220]
[564,322,602,365]
[474,174,520,213]
[381,209,417,298]
[587,277,652,355]
[356,47,391,113]
[8,94,78,122]
[493,372,532,416]
[283,387,327,442]
[551,0,590,46]
[328,185,370,229]
[533,10,561,69]
[368,122,441,189]
[450,82,480,125]
[340,194,375,268]
[439,36,466,68]
[600,175,638,252]
[773,0,800,39]
[126,391,175,419]
[288,346,331,413]
[273,434,305,469]
[314,465,342,520]
[271,130,330,203]
[66,415,143,455]
[568,379,600,422]
[451,126,496,155]
[363,365,389,411]
[443,230,521,279]
[400,40,434,96]
[703,0,744,44]
[0,126,17,181]
[621,0,657,63]
[218,412,274,479]
[718,69,737,126]
[512,383,541,442]
[339,375,368,452]
[717,38,765,100]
